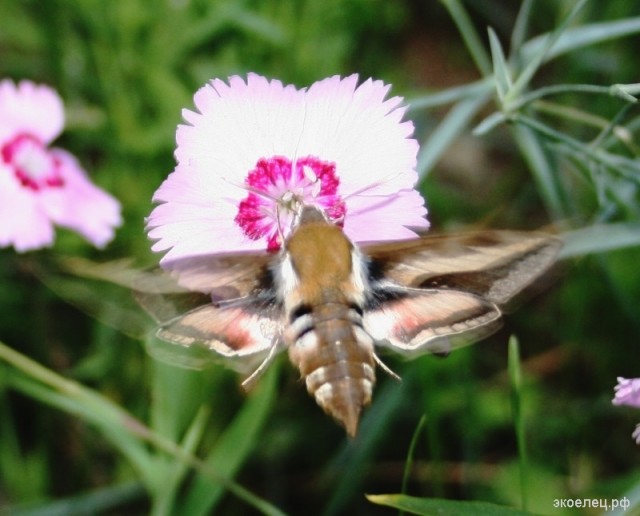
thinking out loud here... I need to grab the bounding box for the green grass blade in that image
[180,364,280,515]
[408,78,492,111]
[508,336,527,511]
[488,27,511,102]
[9,482,145,516]
[417,94,490,179]
[510,0,533,59]
[560,223,640,258]
[511,124,566,220]
[366,494,533,515]
[521,17,640,64]
[508,0,588,102]
[440,0,491,76]
[402,415,427,497]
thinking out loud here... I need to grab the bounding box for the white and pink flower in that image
[148,73,428,267]
[0,80,122,252]
[613,377,640,444]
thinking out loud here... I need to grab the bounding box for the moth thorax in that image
[288,302,376,437]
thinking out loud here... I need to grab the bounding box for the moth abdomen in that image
[287,302,376,436]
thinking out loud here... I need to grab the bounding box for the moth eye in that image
[290,303,312,323]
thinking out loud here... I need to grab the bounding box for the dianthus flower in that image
[0,80,121,251]
[613,377,640,444]
[148,74,428,274]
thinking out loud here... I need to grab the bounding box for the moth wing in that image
[363,230,562,311]
[158,252,275,298]
[151,298,285,373]
[130,249,275,325]
[132,251,282,373]
[365,289,502,357]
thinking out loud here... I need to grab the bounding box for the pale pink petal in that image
[613,377,640,408]
[299,75,419,197]
[344,189,429,243]
[39,149,122,247]
[0,80,64,144]
[148,163,265,259]
[0,166,55,251]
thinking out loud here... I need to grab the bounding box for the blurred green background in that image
[1,1,639,514]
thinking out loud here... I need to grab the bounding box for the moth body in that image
[282,208,376,436]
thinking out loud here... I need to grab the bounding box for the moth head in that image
[294,204,331,227]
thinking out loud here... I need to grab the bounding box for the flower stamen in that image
[2,133,64,191]
[234,155,345,251]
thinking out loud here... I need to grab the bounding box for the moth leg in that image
[373,352,401,382]
[241,337,281,391]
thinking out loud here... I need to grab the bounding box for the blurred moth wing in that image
[133,252,284,374]
[134,208,562,434]
[139,229,561,361]
[361,230,562,356]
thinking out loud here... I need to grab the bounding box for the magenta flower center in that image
[2,133,64,191]
[234,155,346,251]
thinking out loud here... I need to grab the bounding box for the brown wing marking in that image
[365,289,502,356]
[364,231,562,310]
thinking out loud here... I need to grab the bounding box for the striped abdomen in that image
[287,299,376,437]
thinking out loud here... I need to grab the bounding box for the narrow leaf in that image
[366,494,533,515]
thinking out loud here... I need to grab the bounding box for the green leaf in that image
[511,124,567,220]
[417,94,490,179]
[521,17,640,64]
[488,28,511,102]
[9,482,145,516]
[508,337,528,511]
[180,364,280,515]
[366,494,534,515]
[440,0,491,76]
[408,78,492,111]
[560,223,640,258]
[508,0,588,102]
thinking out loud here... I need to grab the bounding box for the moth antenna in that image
[222,177,281,204]
[373,353,402,382]
[241,339,281,391]
[341,171,403,201]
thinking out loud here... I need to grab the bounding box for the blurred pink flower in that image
[613,377,640,444]
[148,73,428,266]
[613,377,640,408]
[0,80,121,252]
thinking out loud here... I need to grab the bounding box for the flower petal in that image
[0,166,55,251]
[613,377,640,408]
[0,80,64,144]
[344,189,429,242]
[149,74,427,263]
[39,149,122,248]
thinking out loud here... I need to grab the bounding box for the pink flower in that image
[0,80,121,252]
[148,74,428,268]
[613,377,640,444]
[613,377,640,408]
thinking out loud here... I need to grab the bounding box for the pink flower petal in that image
[39,149,122,248]
[0,80,64,145]
[148,74,428,265]
[613,377,640,408]
[0,81,121,252]
[0,167,55,251]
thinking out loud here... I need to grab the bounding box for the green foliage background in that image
[0,1,639,514]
